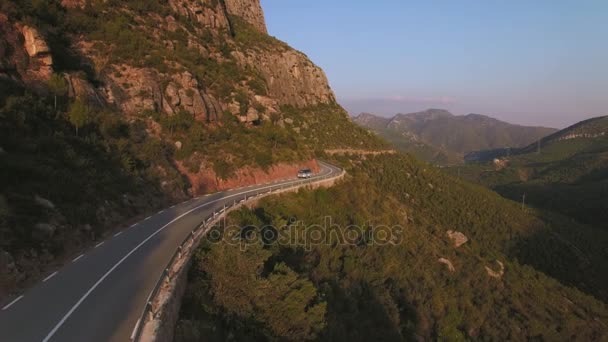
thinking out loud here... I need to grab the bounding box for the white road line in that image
[159,210,165,214]
[72,254,84,263]
[95,242,104,248]
[114,232,122,237]
[41,163,337,342]
[130,223,137,228]
[130,318,141,340]
[144,216,151,221]
[170,205,176,209]
[2,295,24,310]
[43,271,58,283]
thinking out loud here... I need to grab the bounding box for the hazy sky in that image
[262,0,608,128]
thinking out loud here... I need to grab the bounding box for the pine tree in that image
[47,73,68,110]
[67,99,89,136]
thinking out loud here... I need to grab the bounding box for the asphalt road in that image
[0,161,341,342]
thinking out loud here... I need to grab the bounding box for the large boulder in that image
[446,230,468,248]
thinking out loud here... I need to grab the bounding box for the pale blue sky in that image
[262,0,608,128]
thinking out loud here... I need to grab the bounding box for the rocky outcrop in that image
[168,0,230,32]
[446,230,468,248]
[65,73,104,106]
[164,72,222,122]
[224,0,267,33]
[104,66,222,121]
[485,260,505,278]
[0,14,50,82]
[104,66,161,113]
[558,132,606,141]
[234,49,336,107]
[20,25,53,80]
[438,258,455,272]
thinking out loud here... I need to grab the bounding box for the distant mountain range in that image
[353,109,557,164]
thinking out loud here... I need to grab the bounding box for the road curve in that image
[0,161,342,342]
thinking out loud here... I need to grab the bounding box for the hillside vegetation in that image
[451,116,608,229]
[176,153,608,341]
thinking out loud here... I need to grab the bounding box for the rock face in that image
[224,0,267,33]
[0,14,50,82]
[65,73,104,106]
[94,0,334,118]
[1,0,336,118]
[168,0,230,31]
[234,49,336,107]
[165,72,222,122]
[20,25,53,80]
[104,66,222,122]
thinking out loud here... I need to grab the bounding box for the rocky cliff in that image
[224,0,267,33]
[0,0,335,123]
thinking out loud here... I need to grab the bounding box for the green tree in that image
[47,73,68,110]
[67,99,90,136]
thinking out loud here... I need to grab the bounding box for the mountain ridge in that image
[353,109,557,164]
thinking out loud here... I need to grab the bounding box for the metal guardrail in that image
[132,161,344,341]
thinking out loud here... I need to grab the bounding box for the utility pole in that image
[521,193,526,210]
